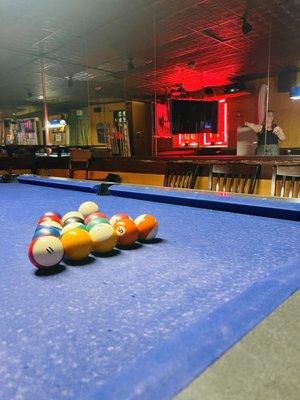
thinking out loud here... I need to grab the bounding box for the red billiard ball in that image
[84,212,108,225]
[28,236,64,268]
[113,219,138,247]
[38,220,63,230]
[43,211,62,219]
[38,215,61,225]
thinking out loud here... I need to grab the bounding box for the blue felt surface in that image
[0,183,299,400]
[109,185,300,221]
[17,175,101,193]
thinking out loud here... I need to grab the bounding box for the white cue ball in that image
[78,201,99,217]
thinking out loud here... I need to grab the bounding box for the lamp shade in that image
[290,86,300,100]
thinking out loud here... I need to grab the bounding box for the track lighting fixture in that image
[127,55,135,71]
[26,88,33,98]
[187,61,195,69]
[241,12,252,35]
[67,76,74,87]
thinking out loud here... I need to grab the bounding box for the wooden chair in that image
[164,162,199,189]
[271,165,300,198]
[208,163,260,194]
[69,148,92,179]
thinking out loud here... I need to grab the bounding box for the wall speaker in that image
[93,106,102,113]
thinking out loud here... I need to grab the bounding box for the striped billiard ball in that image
[134,214,158,241]
[38,215,61,225]
[61,211,84,225]
[84,212,108,225]
[86,217,110,232]
[63,217,85,227]
[28,236,64,268]
[33,226,61,239]
[38,220,63,230]
[42,211,62,219]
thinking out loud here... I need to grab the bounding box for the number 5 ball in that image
[113,219,138,247]
[134,214,158,241]
[61,228,93,261]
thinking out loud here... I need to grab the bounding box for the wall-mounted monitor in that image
[171,100,218,134]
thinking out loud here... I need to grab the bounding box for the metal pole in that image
[40,57,49,146]
[153,6,158,157]
[264,14,272,155]
[85,40,91,146]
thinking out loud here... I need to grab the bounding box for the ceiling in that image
[0,0,299,110]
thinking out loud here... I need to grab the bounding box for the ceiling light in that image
[241,13,252,35]
[67,76,74,87]
[37,95,44,100]
[187,61,195,69]
[290,86,300,100]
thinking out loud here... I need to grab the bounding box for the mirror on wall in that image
[0,1,299,158]
[152,2,300,158]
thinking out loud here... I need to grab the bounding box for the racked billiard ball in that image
[86,217,110,232]
[109,213,132,227]
[61,222,87,236]
[84,212,108,225]
[43,211,62,219]
[38,220,63,230]
[134,214,158,241]
[89,223,117,253]
[61,228,93,261]
[78,201,99,217]
[33,226,61,239]
[62,216,84,227]
[28,236,64,268]
[61,211,84,225]
[38,215,61,225]
[113,219,138,247]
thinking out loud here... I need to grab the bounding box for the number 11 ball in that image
[28,236,64,268]
[134,214,158,241]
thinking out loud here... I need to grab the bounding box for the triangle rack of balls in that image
[28,201,158,269]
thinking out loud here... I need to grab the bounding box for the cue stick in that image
[264,13,272,155]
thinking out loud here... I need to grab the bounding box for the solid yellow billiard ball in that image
[61,228,93,261]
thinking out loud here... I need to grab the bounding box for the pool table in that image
[0,176,299,400]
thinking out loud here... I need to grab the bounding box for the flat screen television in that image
[171,100,218,134]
